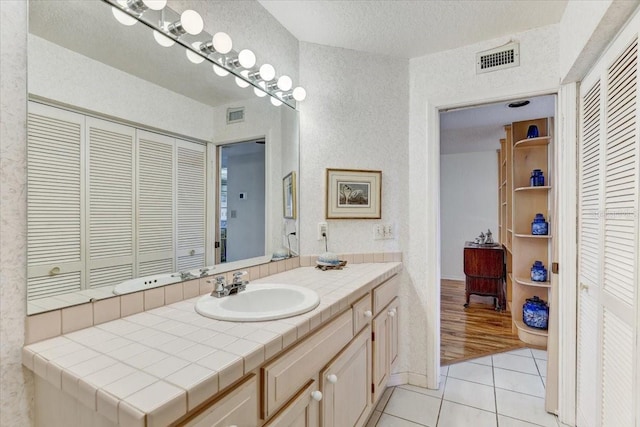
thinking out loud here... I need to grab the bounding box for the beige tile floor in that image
[366,348,558,427]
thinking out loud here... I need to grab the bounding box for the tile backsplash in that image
[25,252,402,345]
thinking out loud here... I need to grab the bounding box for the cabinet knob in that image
[327,374,338,384]
[49,266,61,276]
[580,283,589,292]
[310,390,323,401]
[388,308,396,317]
[363,310,373,318]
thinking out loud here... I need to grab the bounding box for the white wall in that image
[440,151,499,280]
[298,42,409,256]
[29,36,215,142]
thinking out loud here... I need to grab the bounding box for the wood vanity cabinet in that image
[320,326,372,427]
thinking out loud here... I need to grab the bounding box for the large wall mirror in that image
[26,0,300,314]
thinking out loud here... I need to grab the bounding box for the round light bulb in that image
[270,97,283,107]
[153,30,175,47]
[212,32,232,55]
[235,71,250,88]
[142,0,167,10]
[186,42,205,64]
[213,63,229,77]
[292,86,307,101]
[238,49,256,69]
[180,10,204,35]
[112,7,137,26]
[259,64,276,81]
[277,75,293,91]
[254,81,267,97]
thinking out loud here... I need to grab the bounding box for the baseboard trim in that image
[408,372,428,387]
[441,275,464,281]
[388,372,408,387]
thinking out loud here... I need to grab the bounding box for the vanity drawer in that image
[352,295,373,334]
[373,275,399,315]
[261,310,353,419]
[179,374,258,427]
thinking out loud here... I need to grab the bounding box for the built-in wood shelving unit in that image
[498,118,554,348]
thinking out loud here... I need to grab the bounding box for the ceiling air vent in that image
[227,107,245,124]
[476,42,520,74]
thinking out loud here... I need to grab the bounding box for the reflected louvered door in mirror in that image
[86,117,135,289]
[27,103,84,301]
[136,130,175,276]
[577,11,638,427]
[176,140,206,271]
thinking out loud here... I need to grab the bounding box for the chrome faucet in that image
[209,271,249,298]
[171,270,198,281]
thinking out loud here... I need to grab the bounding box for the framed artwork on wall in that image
[283,171,296,219]
[325,168,382,219]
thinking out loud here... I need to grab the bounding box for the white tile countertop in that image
[23,262,402,427]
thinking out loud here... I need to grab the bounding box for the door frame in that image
[427,88,578,424]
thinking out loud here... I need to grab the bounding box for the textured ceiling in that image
[258,0,568,58]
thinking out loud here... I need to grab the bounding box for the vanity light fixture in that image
[111,7,138,25]
[249,64,276,82]
[153,29,175,47]
[212,63,230,77]
[106,0,305,107]
[254,81,268,97]
[168,10,204,36]
[225,49,257,70]
[126,0,166,13]
[282,87,307,102]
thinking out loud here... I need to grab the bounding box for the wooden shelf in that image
[513,136,552,149]
[502,202,507,206]
[514,319,548,347]
[514,233,552,239]
[514,186,552,192]
[502,180,507,186]
[514,276,551,288]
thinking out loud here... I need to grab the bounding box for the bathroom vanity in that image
[23,263,401,427]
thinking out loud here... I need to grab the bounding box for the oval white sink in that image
[195,283,320,322]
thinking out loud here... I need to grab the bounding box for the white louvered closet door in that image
[27,102,85,300]
[577,11,639,427]
[136,130,175,276]
[86,117,136,288]
[176,139,206,271]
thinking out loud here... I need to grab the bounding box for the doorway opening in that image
[216,139,266,264]
[438,94,556,365]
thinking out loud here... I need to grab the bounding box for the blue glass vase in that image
[531,261,547,282]
[523,296,549,329]
[530,169,544,186]
[531,213,549,235]
[527,125,539,138]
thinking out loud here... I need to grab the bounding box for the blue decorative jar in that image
[530,169,545,186]
[531,261,547,282]
[527,125,539,139]
[523,296,549,329]
[531,213,549,235]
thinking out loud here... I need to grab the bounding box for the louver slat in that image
[90,264,133,289]
[138,258,174,277]
[27,272,82,300]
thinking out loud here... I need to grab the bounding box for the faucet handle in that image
[233,271,248,278]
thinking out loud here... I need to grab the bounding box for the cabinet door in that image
[388,298,399,368]
[264,379,319,427]
[183,375,258,427]
[321,327,372,427]
[372,308,389,404]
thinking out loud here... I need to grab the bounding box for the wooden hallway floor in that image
[440,279,527,365]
